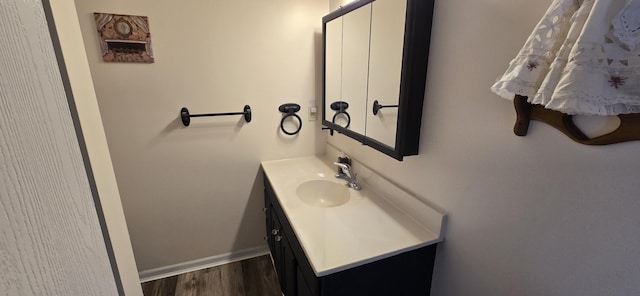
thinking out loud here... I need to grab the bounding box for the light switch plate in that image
[309,101,318,121]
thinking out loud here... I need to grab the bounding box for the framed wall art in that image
[94,13,154,63]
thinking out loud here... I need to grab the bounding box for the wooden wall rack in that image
[512,95,640,145]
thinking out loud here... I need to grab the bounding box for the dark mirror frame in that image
[322,0,434,161]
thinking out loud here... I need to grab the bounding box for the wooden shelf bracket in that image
[512,95,640,145]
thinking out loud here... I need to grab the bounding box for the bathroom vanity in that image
[262,156,446,295]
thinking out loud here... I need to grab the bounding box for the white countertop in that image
[261,156,445,277]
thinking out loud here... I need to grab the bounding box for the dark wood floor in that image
[142,255,282,296]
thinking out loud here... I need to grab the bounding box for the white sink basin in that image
[296,179,350,208]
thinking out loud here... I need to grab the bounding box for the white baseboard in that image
[138,245,270,283]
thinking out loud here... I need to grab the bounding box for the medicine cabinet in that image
[322,0,434,160]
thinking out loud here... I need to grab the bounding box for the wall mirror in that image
[322,0,434,160]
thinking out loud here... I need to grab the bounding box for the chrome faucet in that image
[333,162,361,190]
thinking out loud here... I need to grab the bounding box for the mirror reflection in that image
[324,16,343,127]
[365,0,406,147]
[339,3,370,135]
[330,101,351,128]
[324,3,371,134]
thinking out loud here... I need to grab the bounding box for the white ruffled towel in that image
[491,0,640,116]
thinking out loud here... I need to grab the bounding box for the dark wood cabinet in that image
[264,175,437,296]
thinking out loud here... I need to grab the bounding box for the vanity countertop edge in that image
[261,155,446,277]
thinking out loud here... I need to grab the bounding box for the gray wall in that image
[328,0,640,295]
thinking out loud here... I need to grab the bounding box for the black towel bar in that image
[372,100,398,115]
[180,105,252,126]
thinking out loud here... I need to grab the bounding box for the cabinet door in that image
[297,267,315,296]
[270,209,299,296]
[282,235,298,296]
[340,3,372,135]
[270,209,285,292]
[324,17,342,125]
[265,205,275,254]
[366,0,407,148]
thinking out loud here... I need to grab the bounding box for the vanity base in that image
[264,176,437,296]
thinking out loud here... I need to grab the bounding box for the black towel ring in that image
[278,103,302,135]
[330,101,351,128]
[332,111,350,128]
